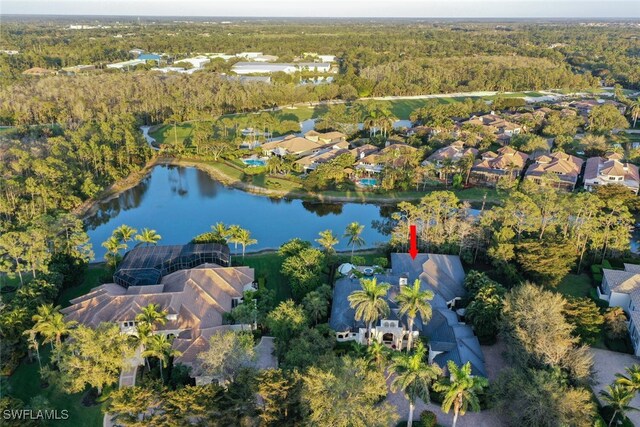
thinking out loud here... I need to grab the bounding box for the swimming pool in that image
[358,178,378,187]
[242,158,266,167]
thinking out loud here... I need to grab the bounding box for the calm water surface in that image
[86,165,393,261]
[86,165,640,261]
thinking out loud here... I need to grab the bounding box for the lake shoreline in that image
[76,155,498,221]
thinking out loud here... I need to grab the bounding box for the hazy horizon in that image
[2,0,639,19]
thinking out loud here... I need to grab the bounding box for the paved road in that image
[140,125,160,150]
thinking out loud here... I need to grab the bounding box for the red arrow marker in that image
[409,224,418,260]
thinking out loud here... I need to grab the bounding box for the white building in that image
[295,62,332,73]
[583,153,640,195]
[176,56,210,69]
[598,264,640,356]
[232,62,297,75]
[236,52,263,59]
[107,59,146,69]
[206,53,236,61]
[318,55,336,62]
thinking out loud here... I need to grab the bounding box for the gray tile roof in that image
[330,253,486,377]
[604,268,640,294]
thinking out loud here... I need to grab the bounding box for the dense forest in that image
[1,20,639,126]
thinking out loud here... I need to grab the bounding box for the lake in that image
[86,165,395,261]
[85,164,640,261]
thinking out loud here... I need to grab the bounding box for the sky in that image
[2,0,639,18]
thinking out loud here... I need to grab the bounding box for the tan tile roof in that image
[525,151,583,182]
[584,156,640,183]
[261,135,325,155]
[427,143,478,162]
[62,264,255,370]
[472,147,528,172]
[295,148,351,167]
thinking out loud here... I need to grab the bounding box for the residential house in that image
[465,112,522,144]
[354,144,418,175]
[469,146,529,186]
[422,141,478,179]
[262,131,348,158]
[295,148,351,173]
[524,151,584,191]
[62,244,256,385]
[329,253,486,376]
[583,152,640,194]
[304,130,347,144]
[597,263,640,356]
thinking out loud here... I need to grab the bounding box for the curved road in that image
[140,125,160,150]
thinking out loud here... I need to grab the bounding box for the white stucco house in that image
[597,263,640,355]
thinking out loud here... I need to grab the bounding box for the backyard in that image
[3,346,107,427]
[1,265,112,427]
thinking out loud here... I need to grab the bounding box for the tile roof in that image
[62,263,255,369]
[329,253,486,376]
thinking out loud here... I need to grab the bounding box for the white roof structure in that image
[107,59,146,69]
[232,62,297,75]
[176,56,210,69]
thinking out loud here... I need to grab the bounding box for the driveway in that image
[385,375,504,427]
[254,336,278,370]
[591,348,640,426]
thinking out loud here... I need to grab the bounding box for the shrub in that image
[419,410,437,427]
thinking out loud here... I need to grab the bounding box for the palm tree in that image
[316,229,339,255]
[441,158,455,187]
[389,342,443,427]
[141,334,182,383]
[396,279,434,352]
[600,384,638,427]
[303,292,328,325]
[630,100,640,128]
[227,225,242,256]
[433,361,489,427]
[366,340,390,371]
[344,222,365,262]
[32,304,75,348]
[237,228,257,258]
[114,224,138,245]
[134,228,162,246]
[102,236,126,265]
[23,328,42,371]
[616,364,640,394]
[134,322,154,371]
[211,222,229,243]
[348,277,390,345]
[136,303,168,331]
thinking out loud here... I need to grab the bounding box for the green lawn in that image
[556,273,593,298]
[3,347,107,427]
[57,264,111,307]
[237,252,292,303]
[149,123,194,144]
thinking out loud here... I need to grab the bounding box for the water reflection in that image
[86,165,393,261]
